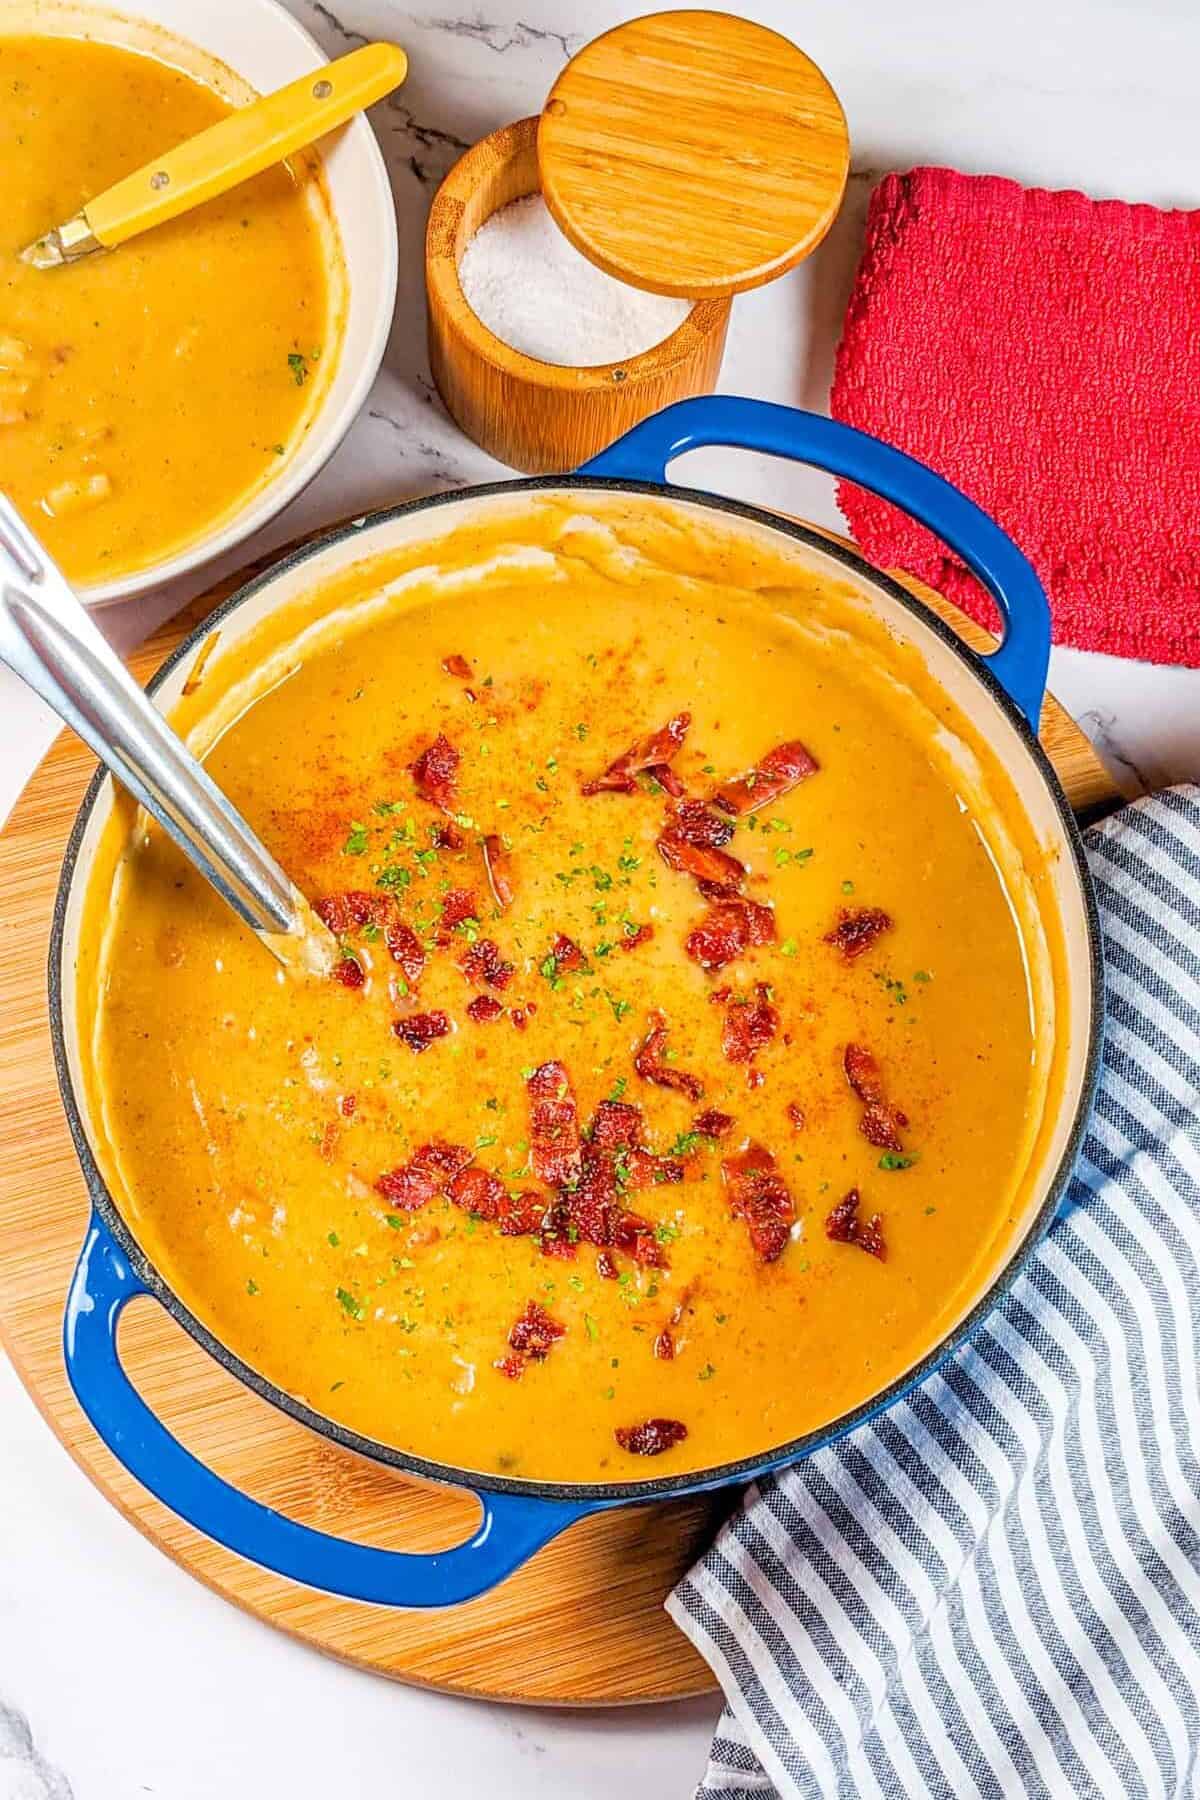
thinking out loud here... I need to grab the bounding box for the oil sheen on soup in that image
[0,32,331,584]
[88,498,1048,1484]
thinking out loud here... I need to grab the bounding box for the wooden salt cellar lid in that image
[537,10,850,298]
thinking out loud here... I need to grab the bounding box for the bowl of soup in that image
[0,0,397,603]
[51,399,1102,1606]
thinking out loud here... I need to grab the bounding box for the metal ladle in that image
[0,494,333,974]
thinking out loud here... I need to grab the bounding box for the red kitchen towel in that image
[830,167,1200,666]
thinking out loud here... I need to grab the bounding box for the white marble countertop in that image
[2,1,1198,1793]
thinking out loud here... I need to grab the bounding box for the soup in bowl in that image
[0,0,396,601]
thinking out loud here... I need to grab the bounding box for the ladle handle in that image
[0,495,301,940]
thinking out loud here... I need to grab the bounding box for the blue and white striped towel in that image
[669,786,1200,1800]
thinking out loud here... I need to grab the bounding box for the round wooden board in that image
[0,522,1118,1706]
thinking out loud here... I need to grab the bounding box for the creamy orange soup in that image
[81,497,1062,1483]
[0,28,334,585]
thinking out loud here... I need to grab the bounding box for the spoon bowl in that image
[0,494,333,973]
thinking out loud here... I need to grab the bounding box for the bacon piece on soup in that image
[462,937,514,990]
[466,994,503,1024]
[685,897,776,971]
[711,739,818,816]
[412,732,460,812]
[825,1187,887,1260]
[656,829,746,895]
[581,711,691,796]
[634,1012,704,1101]
[667,798,736,849]
[646,763,685,797]
[340,1093,357,1119]
[620,923,654,953]
[392,1010,450,1053]
[547,932,587,974]
[786,1102,806,1131]
[447,1163,506,1219]
[508,1300,565,1361]
[496,1190,547,1238]
[589,1098,645,1151]
[844,1043,908,1151]
[824,906,893,960]
[441,887,480,932]
[333,956,365,990]
[385,920,425,987]
[721,1142,795,1264]
[719,982,779,1067]
[493,1353,524,1380]
[482,833,514,910]
[612,1209,667,1268]
[411,1141,474,1183]
[654,1328,676,1361]
[596,1249,618,1280]
[526,1060,582,1188]
[315,889,389,934]
[442,653,472,680]
[375,1165,437,1211]
[694,1107,735,1139]
[615,1418,688,1456]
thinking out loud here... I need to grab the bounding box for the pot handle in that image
[63,1215,589,1606]
[580,398,1051,732]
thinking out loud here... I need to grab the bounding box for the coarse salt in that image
[458,193,692,367]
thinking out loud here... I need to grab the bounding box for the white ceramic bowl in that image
[3,0,398,604]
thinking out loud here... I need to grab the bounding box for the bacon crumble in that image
[441,653,472,679]
[462,937,515,989]
[844,1043,908,1150]
[719,981,780,1068]
[466,994,503,1024]
[721,1142,795,1263]
[634,1013,704,1101]
[412,732,460,812]
[385,920,425,987]
[526,1061,582,1188]
[333,956,365,989]
[694,1107,735,1139]
[685,897,776,971]
[392,1010,451,1053]
[615,1418,688,1456]
[619,923,654,952]
[581,712,691,796]
[441,887,480,932]
[825,1187,887,1260]
[507,1299,566,1364]
[824,906,893,960]
[712,739,818,816]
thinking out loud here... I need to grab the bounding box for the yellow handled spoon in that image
[20,40,407,269]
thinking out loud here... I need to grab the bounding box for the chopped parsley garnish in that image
[342,821,369,856]
[879,1151,919,1171]
[336,1286,364,1319]
[246,1278,259,1296]
[584,1314,599,1341]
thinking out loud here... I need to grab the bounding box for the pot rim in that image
[48,476,1105,1505]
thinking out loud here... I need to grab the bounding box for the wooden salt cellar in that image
[425,11,850,473]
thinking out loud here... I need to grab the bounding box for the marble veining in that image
[1,4,1198,1797]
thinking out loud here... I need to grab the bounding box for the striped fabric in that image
[669,787,1200,1800]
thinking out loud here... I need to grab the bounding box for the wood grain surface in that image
[0,521,1117,1705]
[538,11,850,298]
